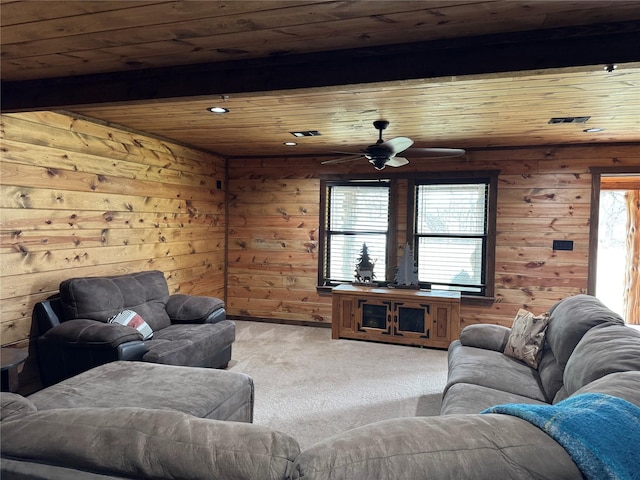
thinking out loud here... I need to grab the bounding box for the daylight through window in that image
[325,182,390,283]
[414,181,489,294]
[318,173,496,297]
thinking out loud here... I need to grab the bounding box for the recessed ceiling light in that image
[207,106,229,114]
[584,128,605,133]
[284,142,297,146]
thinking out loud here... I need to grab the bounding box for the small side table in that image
[1,347,29,393]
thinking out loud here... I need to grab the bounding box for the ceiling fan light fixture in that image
[321,120,464,170]
[369,158,388,170]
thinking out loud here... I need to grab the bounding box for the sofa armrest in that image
[459,324,511,351]
[166,294,225,324]
[1,393,37,422]
[117,342,148,361]
[40,319,143,347]
[33,297,65,334]
[37,320,147,386]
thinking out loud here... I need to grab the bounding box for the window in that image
[318,172,496,299]
[320,181,391,285]
[412,176,496,296]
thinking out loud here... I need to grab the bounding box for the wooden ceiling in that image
[2,1,640,158]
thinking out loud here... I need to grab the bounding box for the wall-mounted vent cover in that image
[548,116,591,124]
[290,130,322,137]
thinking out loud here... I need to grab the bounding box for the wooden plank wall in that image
[227,145,640,328]
[1,110,638,391]
[0,111,226,393]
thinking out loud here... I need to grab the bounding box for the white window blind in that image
[327,184,389,282]
[416,183,488,293]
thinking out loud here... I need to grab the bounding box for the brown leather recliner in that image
[34,270,234,386]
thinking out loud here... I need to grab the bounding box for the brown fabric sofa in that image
[291,294,640,480]
[441,294,632,414]
[3,294,639,480]
[35,270,234,385]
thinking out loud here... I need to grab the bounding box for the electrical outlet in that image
[553,240,574,251]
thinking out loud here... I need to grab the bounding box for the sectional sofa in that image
[2,294,639,479]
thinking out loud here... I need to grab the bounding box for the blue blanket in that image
[483,393,640,480]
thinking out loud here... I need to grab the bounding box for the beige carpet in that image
[227,320,449,449]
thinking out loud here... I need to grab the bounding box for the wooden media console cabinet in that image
[331,284,461,349]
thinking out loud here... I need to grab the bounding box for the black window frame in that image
[317,171,496,302]
[318,177,396,288]
[408,172,497,298]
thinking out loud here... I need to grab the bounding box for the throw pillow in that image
[503,308,550,369]
[108,310,153,340]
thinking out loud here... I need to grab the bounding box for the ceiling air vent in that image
[290,130,321,137]
[548,116,591,124]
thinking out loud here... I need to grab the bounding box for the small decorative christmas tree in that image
[354,242,376,284]
[393,243,419,288]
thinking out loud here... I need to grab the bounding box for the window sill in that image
[461,295,495,306]
[318,285,495,306]
[317,285,334,296]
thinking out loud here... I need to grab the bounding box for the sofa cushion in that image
[545,294,623,370]
[563,323,640,397]
[60,270,172,330]
[503,309,550,369]
[0,393,37,422]
[0,407,300,480]
[441,383,547,415]
[445,341,547,402]
[573,371,640,407]
[28,361,253,423]
[143,320,235,366]
[291,415,581,480]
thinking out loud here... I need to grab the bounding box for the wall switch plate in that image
[553,240,574,251]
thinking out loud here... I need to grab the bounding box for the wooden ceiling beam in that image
[2,20,640,112]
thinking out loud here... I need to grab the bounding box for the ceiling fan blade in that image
[381,136,413,154]
[321,155,363,165]
[405,147,465,158]
[385,156,409,167]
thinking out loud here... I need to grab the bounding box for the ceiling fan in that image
[321,120,465,170]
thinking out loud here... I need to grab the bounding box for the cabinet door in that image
[339,297,355,333]
[431,303,452,342]
[393,302,430,339]
[357,299,392,335]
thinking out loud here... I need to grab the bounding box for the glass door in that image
[395,302,430,338]
[358,300,391,334]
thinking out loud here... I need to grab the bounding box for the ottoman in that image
[27,361,254,422]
